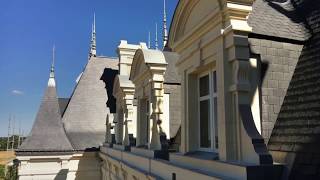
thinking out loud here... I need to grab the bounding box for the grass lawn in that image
[0,151,15,165]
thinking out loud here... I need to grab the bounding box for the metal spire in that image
[89,13,97,59]
[48,45,56,87]
[148,31,151,49]
[155,23,159,50]
[93,12,96,34]
[50,45,55,78]
[163,0,168,48]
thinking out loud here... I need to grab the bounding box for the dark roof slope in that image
[62,56,118,150]
[248,0,310,41]
[18,84,73,152]
[58,98,70,117]
[268,1,320,179]
[163,51,180,84]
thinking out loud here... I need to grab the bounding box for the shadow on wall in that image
[265,0,320,179]
[74,151,101,180]
[264,0,315,33]
[100,68,119,114]
[249,47,269,132]
[54,169,68,180]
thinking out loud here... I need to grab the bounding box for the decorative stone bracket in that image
[239,104,273,164]
[229,57,272,164]
[230,60,250,92]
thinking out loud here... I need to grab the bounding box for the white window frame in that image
[146,99,150,145]
[198,70,218,152]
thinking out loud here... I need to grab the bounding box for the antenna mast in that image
[11,116,15,150]
[18,120,21,148]
[6,116,11,151]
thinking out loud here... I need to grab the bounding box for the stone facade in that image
[17,0,319,179]
[164,84,181,139]
[99,0,282,179]
[18,152,101,180]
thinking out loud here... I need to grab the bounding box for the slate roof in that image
[268,1,320,179]
[248,0,310,41]
[18,79,73,152]
[163,51,181,84]
[62,56,118,150]
[58,98,70,117]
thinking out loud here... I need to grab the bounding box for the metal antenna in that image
[18,120,21,148]
[6,115,11,151]
[21,129,25,145]
[11,115,15,150]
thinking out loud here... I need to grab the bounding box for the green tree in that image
[5,165,18,180]
[0,165,5,179]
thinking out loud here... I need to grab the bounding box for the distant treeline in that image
[0,136,25,151]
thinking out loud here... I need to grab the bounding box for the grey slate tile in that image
[62,56,119,150]
[18,84,73,152]
[248,0,310,41]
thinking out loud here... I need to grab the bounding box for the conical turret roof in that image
[18,54,73,152]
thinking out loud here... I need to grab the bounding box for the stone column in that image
[149,73,165,150]
[123,107,130,146]
[122,93,134,146]
[115,105,124,145]
[136,98,142,146]
[105,114,112,144]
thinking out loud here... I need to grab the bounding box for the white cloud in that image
[11,90,24,96]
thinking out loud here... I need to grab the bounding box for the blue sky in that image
[0,0,178,137]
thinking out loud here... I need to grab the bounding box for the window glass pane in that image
[213,71,217,93]
[214,97,218,149]
[199,75,209,97]
[200,100,211,148]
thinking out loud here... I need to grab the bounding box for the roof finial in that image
[155,23,159,50]
[148,31,151,49]
[50,45,55,78]
[163,0,168,48]
[48,45,56,87]
[89,12,97,59]
[93,12,96,34]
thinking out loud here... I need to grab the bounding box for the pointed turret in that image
[163,0,168,48]
[89,13,97,59]
[17,47,73,152]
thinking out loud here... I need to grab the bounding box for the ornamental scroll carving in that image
[231,60,250,92]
